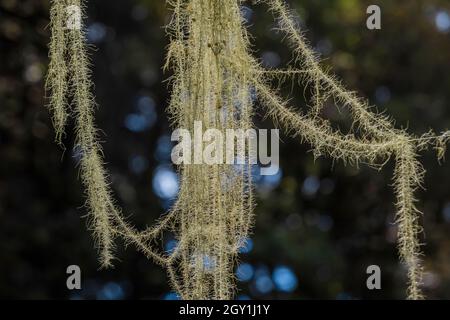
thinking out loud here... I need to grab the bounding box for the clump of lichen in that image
[46,0,449,299]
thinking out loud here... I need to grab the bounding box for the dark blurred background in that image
[1,0,450,300]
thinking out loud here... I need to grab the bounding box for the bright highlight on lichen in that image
[46,0,450,300]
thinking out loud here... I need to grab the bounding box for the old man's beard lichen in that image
[46,0,450,299]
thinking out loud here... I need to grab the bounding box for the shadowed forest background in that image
[1,0,450,299]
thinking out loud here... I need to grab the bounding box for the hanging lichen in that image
[46,0,450,300]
